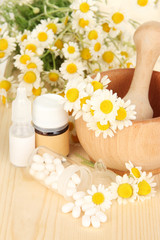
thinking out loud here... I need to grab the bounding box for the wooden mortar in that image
[75,69,160,175]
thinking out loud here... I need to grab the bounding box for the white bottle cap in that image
[12,87,32,123]
[32,94,68,130]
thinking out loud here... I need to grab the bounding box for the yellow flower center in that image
[0,52,5,58]
[49,72,59,82]
[38,32,48,42]
[131,168,141,178]
[112,12,124,24]
[20,54,31,64]
[90,108,94,116]
[97,121,110,131]
[79,18,89,28]
[2,95,6,105]
[54,39,63,49]
[91,81,103,91]
[0,80,11,91]
[69,121,74,131]
[93,68,100,73]
[0,39,8,51]
[102,22,110,33]
[79,2,90,13]
[32,87,41,96]
[116,107,127,120]
[81,48,91,60]
[88,30,98,40]
[121,51,129,58]
[94,42,101,52]
[21,34,27,41]
[66,63,77,74]
[66,88,79,102]
[25,44,37,53]
[126,62,132,68]
[102,51,114,63]
[27,62,37,69]
[80,96,90,108]
[117,183,133,198]
[47,23,57,34]
[67,46,75,54]
[100,100,113,114]
[138,180,151,196]
[137,0,148,6]
[0,28,1,32]
[92,192,105,205]
[23,71,37,83]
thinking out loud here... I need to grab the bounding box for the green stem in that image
[52,53,56,69]
[107,35,119,50]
[40,50,50,59]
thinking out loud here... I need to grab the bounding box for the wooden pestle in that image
[124,21,160,120]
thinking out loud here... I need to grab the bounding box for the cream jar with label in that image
[32,94,69,156]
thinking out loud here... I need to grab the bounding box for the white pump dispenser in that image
[9,87,35,167]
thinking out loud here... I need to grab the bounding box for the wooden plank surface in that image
[0,104,160,240]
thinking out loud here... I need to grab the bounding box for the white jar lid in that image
[33,94,68,130]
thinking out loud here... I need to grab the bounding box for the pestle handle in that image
[124,21,160,120]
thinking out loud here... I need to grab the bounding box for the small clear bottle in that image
[9,87,35,167]
[28,146,92,199]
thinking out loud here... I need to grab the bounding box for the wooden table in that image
[0,105,160,240]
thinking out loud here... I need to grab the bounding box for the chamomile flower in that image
[60,59,85,80]
[109,9,128,31]
[70,0,97,18]
[85,26,105,42]
[43,69,65,87]
[0,33,16,60]
[21,37,44,56]
[85,72,111,92]
[137,172,157,201]
[0,76,16,105]
[14,50,35,70]
[110,174,138,204]
[0,23,8,35]
[64,78,87,113]
[17,30,31,43]
[100,45,120,69]
[31,26,54,48]
[90,89,119,123]
[87,119,116,138]
[71,11,96,34]
[52,38,64,57]
[124,56,136,68]
[62,42,80,59]
[118,45,135,61]
[80,47,92,61]
[24,56,44,72]
[89,40,106,59]
[18,69,41,96]
[114,99,136,130]
[32,82,47,98]
[136,0,156,7]
[40,18,62,35]
[82,184,112,212]
[125,161,142,179]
